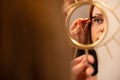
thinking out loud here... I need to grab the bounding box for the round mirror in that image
[65,1,108,49]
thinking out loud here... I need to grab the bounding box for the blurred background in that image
[0,0,72,80]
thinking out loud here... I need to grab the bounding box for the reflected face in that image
[91,7,107,42]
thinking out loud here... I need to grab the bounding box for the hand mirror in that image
[65,0,108,50]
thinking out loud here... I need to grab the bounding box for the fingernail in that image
[86,20,91,24]
[77,19,81,25]
[82,57,88,65]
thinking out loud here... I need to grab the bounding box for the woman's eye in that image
[92,17,104,24]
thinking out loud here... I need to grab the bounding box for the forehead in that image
[92,7,103,15]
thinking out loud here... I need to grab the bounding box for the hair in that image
[63,0,75,16]
[88,5,94,43]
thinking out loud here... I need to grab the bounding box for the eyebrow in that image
[92,13,103,19]
[92,13,103,17]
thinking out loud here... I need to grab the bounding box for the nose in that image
[98,25,104,33]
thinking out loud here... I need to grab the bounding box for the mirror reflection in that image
[68,5,107,46]
[91,6,107,43]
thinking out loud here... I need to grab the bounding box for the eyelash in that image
[92,17,104,25]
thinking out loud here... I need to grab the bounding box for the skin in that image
[91,7,106,42]
[69,18,90,44]
[71,55,94,80]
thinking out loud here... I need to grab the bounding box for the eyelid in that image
[92,16,103,19]
[91,16,104,24]
[92,16,96,19]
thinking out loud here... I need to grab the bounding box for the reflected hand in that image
[69,18,91,44]
[71,55,94,80]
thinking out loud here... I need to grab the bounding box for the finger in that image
[70,18,85,30]
[70,19,80,31]
[86,76,92,80]
[72,22,83,33]
[85,65,94,76]
[86,20,91,24]
[72,57,88,76]
[70,25,81,35]
[70,21,83,36]
[87,54,94,64]
[81,19,91,31]
[72,55,86,66]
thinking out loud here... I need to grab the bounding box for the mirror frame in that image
[65,0,108,49]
